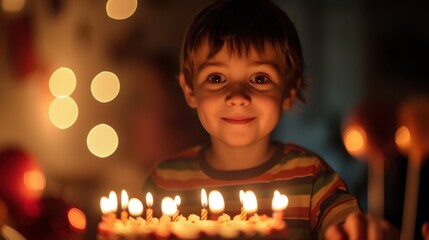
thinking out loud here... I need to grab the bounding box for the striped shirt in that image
[142,142,360,239]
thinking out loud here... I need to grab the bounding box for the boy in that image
[143,0,362,238]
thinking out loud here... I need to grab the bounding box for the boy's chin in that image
[213,136,269,148]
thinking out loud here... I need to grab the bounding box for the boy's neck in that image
[205,138,276,171]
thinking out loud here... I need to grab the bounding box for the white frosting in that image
[98,213,286,240]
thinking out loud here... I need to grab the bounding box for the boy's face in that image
[180,42,297,147]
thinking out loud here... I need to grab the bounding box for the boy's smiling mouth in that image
[221,117,256,124]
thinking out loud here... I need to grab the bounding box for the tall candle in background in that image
[397,96,429,240]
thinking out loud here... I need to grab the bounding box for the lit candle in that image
[128,198,143,218]
[146,192,153,223]
[271,190,288,221]
[208,190,224,220]
[239,190,247,220]
[243,191,258,216]
[108,191,118,217]
[201,189,208,220]
[161,197,177,221]
[173,195,181,222]
[100,195,115,229]
[343,124,384,222]
[120,190,129,223]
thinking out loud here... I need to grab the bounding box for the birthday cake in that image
[97,213,287,240]
[98,189,288,239]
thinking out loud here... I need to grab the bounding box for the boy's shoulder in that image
[282,142,320,158]
[156,144,204,169]
[281,142,332,169]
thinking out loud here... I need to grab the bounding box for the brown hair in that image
[180,0,305,102]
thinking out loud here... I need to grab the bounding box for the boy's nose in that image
[225,91,250,106]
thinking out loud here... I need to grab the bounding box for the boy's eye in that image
[208,74,225,84]
[251,75,270,84]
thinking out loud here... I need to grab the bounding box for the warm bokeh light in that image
[2,0,25,12]
[343,126,367,156]
[208,190,225,213]
[68,208,86,231]
[48,96,79,129]
[161,197,177,217]
[91,71,120,103]
[23,170,46,192]
[87,124,118,158]
[395,125,411,153]
[128,198,143,217]
[49,67,76,98]
[0,225,26,240]
[106,0,137,20]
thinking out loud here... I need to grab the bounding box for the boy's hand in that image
[324,212,400,240]
[423,222,429,240]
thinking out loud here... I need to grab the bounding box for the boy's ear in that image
[179,73,197,108]
[282,88,297,110]
[282,79,301,110]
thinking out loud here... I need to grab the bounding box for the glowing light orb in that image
[106,0,137,20]
[395,126,411,153]
[48,96,79,129]
[49,67,76,98]
[91,71,120,103]
[343,126,367,156]
[23,170,46,192]
[87,124,118,158]
[68,208,86,231]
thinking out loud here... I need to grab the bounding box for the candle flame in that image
[121,190,129,210]
[146,192,153,207]
[201,189,208,208]
[208,190,225,213]
[174,195,181,206]
[239,190,245,205]
[243,191,258,214]
[272,191,288,211]
[100,196,112,214]
[109,191,118,212]
[128,198,143,217]
[161,197,177,217]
